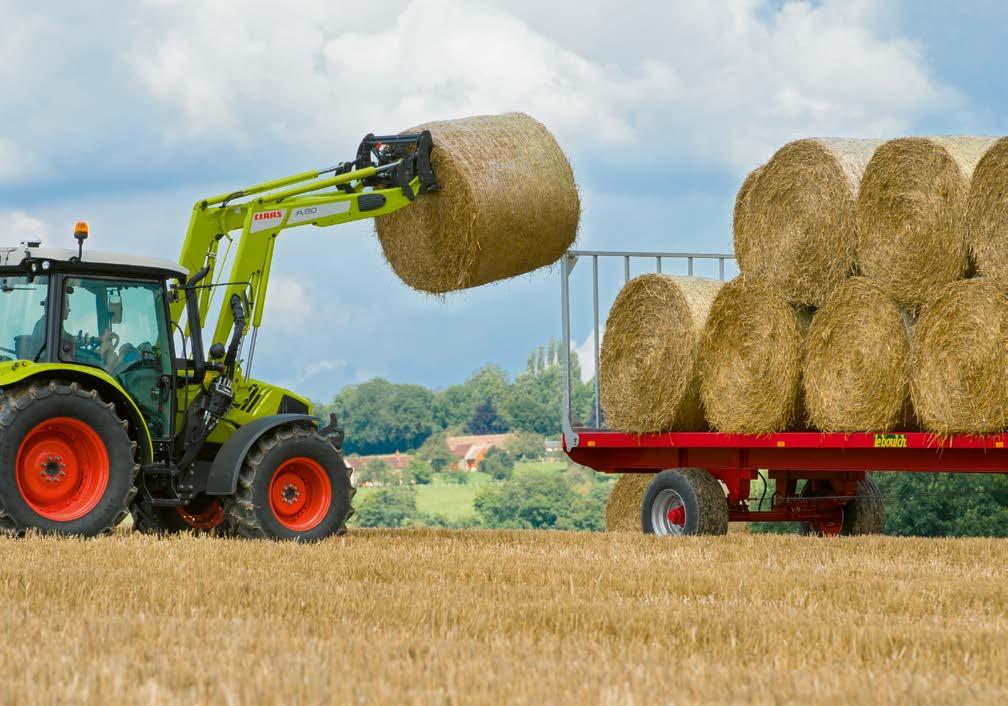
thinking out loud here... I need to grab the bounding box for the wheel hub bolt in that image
[39,455,66,483]
[281,484,300,504]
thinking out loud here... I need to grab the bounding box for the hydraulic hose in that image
[225,293,246,368]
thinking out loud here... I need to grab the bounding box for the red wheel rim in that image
[667,505,686,528]
[177,498,225,530]
[16,417,110,522]
[268,457,331,532]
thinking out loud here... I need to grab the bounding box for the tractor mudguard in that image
[204,414,318,496]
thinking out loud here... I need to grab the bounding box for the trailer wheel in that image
[225,425,355,541]
[799,477,886,536]
[641,468,728,536]
[0,381,137,536]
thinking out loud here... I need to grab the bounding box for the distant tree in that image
[353,486,419,528]
[874,473,1008,537]
[505,431,545,462]
[465,398,508,434]
[328,379,436,455]
[418,432,455,472]
[407,458,434,485]
[473,470,604,530]
[480,447,515,481]
[366,459,393,485]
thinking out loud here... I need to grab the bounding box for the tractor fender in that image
[205,414,319,496]
[0,361,154,464]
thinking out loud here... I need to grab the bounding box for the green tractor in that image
[0,132,437,540]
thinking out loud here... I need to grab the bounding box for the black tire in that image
[224,425,355,541]
[130,494,227,535]
[641,468,728,536]
[799,476,886,536]
[0,381,137,536]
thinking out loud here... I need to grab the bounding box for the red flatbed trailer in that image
[558,250,1008,536]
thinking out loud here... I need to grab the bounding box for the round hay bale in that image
[803,277,911,431]
[605,474,653,532]
[968,137,1008,285]
[599,274,723,433]
[856,136,998,307]
[374,112,580,293]
[698,277,808,433]
[733,138,881,307]
[909,278,1008,434]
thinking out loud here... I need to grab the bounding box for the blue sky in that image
[1,0,1004,400]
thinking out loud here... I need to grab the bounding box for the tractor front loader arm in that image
[171,130,437,373]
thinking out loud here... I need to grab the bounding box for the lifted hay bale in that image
[733,138,880,306]
[909,278,1008,433]
[968,137,1008,285]
[698,277,809,433]
[803,277,911,431]
[856,136,998,307]
[599,274,723,433]
[374,112,580,293]
[605,474,654,532]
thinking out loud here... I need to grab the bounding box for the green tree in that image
[505,431,545,461]
[465,398,508,434]
[480,447,515,481]
[874,473,1008,537]
[328,379,435,455]
[473,470,605,530]
[407,457,433,485]
[353,486,419,528]
[418,432,455,472]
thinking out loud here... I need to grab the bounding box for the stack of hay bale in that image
[600,135,1008,530]
[600,135,1008,441]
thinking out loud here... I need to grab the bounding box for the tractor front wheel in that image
[0,381,137,536]
[224,425,354,541]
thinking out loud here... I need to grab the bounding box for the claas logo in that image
[873,434,907,448]
[254,210,284,221]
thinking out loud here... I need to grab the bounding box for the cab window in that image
[0,275,49,362]
[60,278,173,439]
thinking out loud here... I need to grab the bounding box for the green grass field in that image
[355,460,571,520]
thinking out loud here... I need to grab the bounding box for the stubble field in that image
[0,529,1004,706]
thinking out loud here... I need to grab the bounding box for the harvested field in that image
[0,530,1005,706]
[857,136,997,306]
[375,112,579,293]
[733,138,879,306]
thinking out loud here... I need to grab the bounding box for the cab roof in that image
[0,245,188,279]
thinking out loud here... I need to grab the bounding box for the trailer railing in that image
[560,249,735,449]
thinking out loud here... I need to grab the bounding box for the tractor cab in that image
[0,239,186,442]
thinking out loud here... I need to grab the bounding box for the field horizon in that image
[0,529,1004,705]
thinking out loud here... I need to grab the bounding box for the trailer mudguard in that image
[204,413,318,495]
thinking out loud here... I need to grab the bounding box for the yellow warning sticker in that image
[873,433,907,448]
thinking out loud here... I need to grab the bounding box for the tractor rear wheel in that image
[640,468,729,536]
[0,381,137,536]
[224,425,354,541]
[130,494,226,535]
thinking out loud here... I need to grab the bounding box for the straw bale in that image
[967,137,1008,285]
[375,112,580,293]
[604,474,653,532]
[803,277,911,431]
[856,137,998,306]
[599,274,723,433]
[733,139,881,306]
[909,278,1008,433]
[698,276,809,433]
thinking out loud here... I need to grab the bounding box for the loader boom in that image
[172,131,436,369]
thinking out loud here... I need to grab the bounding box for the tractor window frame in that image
[54,273,179,441]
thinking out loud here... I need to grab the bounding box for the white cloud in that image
[0,211,49,245]
[573,331,599,383]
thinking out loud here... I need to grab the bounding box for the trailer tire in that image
[0,381,137,536]
[225,425,354,541]
[799,476,886,536]
[641,468,728,536]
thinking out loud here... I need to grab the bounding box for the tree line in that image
[317,340,595,456]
